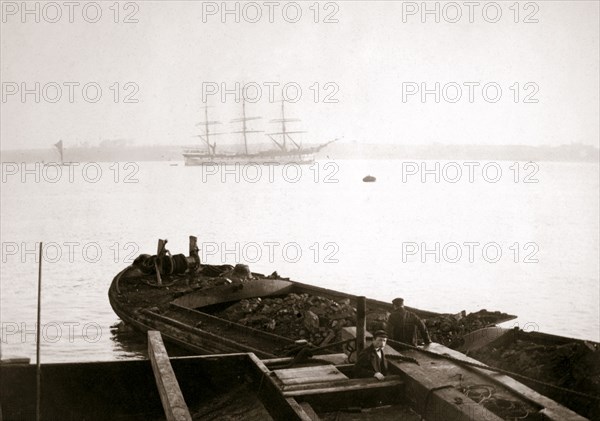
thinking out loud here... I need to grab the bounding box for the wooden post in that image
[188,236,200,270]
[155,239,167,285]
[36,242,42,421]
[154,260,163,286]
[188,236,198,257]
[147,331,192,421]
[356,296,366,353]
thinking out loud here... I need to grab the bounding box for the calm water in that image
[1,159,598,362]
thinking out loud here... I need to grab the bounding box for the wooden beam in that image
[246,353,314,421]
[356,296,366,352]
[386,358,503,421]
[299,402,320,420]
[147,331,192,421]
[281,375,403,393]
[282,377,404,397]
[286,398,320,421]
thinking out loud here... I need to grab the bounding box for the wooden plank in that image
[299,402,320,420]
[282,375,403,392]
[283,378,404,397]
[276,370,344,381]
[142,308,283,358]
[248,352,271,376]
[423,344,587,421]
[386,358,504,421]
[274,366,348,385]
[171,278,294,309]
[246,353,314,421]
[147,331,192,421]
[263,353,349,368]
[275,366,338,375]
[280,375,349,386]
[274,365,343,378]
[285,398,318,421]
[456,327,510,353]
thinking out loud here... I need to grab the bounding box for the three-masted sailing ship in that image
[182,100,335,166]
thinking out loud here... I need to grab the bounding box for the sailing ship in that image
[182,100,336,166]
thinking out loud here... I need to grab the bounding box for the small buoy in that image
[363,175,376,182]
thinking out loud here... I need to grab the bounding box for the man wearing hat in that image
[388,298,432,346]
[353,330,389,380]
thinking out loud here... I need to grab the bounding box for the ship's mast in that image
[267,99,305,151]
[195,104,224,155]
[230,98,262,155]
[204,105,210,153]
[243,100,248,154]
[280,100,286,151]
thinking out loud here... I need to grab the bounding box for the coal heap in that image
[217,293,510,348]
[218,293,356,346]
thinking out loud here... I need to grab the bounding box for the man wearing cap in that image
[388,298,432,346]
[353,330,389,380]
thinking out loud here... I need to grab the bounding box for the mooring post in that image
[357,296,366,353]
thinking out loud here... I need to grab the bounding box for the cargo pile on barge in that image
[106,237,598,420]
[472,336,600,420]
[216,293,518,349]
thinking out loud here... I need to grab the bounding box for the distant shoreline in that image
[1,143,598,163]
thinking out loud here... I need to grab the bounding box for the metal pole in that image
[357,296,366,352]
[36,242,43,421]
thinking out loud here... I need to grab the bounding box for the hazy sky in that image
[1,1,598,150]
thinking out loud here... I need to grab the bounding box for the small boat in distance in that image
[53,140,75,166]
[363,175,376,182]
[182,100,336,166]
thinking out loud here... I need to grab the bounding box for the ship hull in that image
[182,149,318,166]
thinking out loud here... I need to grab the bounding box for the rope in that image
[141,277,180,288]
[387,339,600,402]
[461,384,530,420]
[463,384,495,404]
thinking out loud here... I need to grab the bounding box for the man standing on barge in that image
[388,298,432,346]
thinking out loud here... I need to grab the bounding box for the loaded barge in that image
[108,237,515,358]
[104,236,598,420]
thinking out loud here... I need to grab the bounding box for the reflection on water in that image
[1,160,598,362]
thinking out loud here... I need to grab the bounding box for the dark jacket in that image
[388,308,431,346]
[353,344,388,378]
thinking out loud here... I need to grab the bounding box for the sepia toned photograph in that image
[1,1,599,420]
